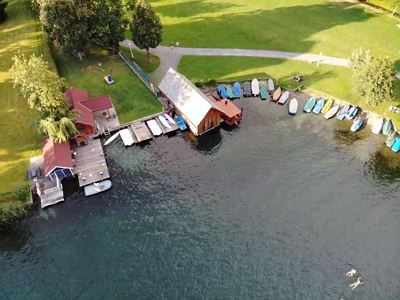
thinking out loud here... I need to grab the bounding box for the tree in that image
[350,48,394,106]
[130,0,162,61]
[0,0,8,23]
[39,116,77,143]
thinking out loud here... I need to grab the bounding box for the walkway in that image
[120,39,350,84]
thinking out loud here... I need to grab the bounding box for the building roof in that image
[214,100,242,118]
[81,95,113,112]
[43,139,73,177]
[159,68,214,127]
[65,87,95,127]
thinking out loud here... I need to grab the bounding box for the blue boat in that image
[226,85,234,99]
[345,106,358,120]
[217,85,228,99]
[382,119,393,136]
[312,99,325,114]
[391,136,400,152]
[336,104,350,120]
[350,117,364,132]
[386,132,398,148]
[174,115,187,131]
[233,82,241,98]
[303,97,316,113]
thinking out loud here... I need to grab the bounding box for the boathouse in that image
[158,68,222,136]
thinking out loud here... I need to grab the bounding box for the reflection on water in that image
[365,145,400,181]
[333,120,369,146]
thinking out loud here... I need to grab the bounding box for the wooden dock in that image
[130,122,152,142]
[154,116,179,134]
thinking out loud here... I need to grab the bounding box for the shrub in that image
[0,203,27,230]
[12,184,31,203]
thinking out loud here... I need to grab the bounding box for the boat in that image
[104,131,120,146]
[243,81,252,97]
[303,97,316,113]
[336,104,350,120]
[385,132,398,148]
[272,87,282,102]
[312,99,325,114]
[288,98,298,115]
[146,119,163,136]
[391,136,400,152]
[164,113,176,125]
[158,115,171,129]
[324,105,340,120]
[226,85,234,99]
[267,78,275,91]
[251,78,260,96]
[321,99,333,114]
[371,117,384,135]
[174,115,187,131]
[119,129,135,146]
[84,180,112,196]
[217,85,228,99]
[278,91,290,105]
[345,106,359,120]
[260,82,268,100]
[382,119,393,136]
[233,82,241,98]
[350,117,364,132]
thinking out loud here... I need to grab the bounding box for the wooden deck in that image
[73,139,110,187]
[130,122,152,142]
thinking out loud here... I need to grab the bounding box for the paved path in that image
[120,39,350,84]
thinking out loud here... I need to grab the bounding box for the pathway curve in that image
[120,39,350,84]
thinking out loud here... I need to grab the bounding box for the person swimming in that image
[345,269,357,277]
[349,277,364,290]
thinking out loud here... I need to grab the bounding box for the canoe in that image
[345,106,358,120]
[233,82,241,98]
[371,117,384,135]
[278,91,290,105]
[217,85,228,99]
[260,82,268,100]
[272,87,282,102]
[321,99,333,114]
[288,98,298,115]
[351,117,364,132]
[164,113,176,125]
[391,136,400,152]
[226,85,234,99]
[119,129,135,146]
[303,97,316,113]
[312,99,325,114]
[267,78,275,91]
[336,104,350,120]
[382,119,393,136]
[243,81,252,97]
[158,115,171,129]
[146,119,162,136]
[84,180,112,197]
[251,78,260,96]
[104,131,120,146]
[385,132,398,148]
[324,105,340,120]
[174,115,187,131]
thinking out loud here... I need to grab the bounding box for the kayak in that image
[217,85,228,99]
[303,97,316,113]
[164,113,176,125]
[233,82,241,98]
[345,106,359,120]
[226,85,234,99]
[272,87,282,102]
[386,132,398,148]
[324,105,340,120]
[158,115,171,129]
[312,99,325,114]
[267,78,275,91]
[336,104,350,120]
[371,117,384,135]
[251,78,260,96]
[321,99,333,114]
[260,82,268,100]
[391,136,400,152]
[288,98,298,115]
[382,119,393,136]
[104,131,120,146]
[278,91,290,105]
[351,117,364,132]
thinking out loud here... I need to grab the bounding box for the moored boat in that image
[147,119,163,136]
[233,82,241,98]
[243,81,252,97]
[371,117,384,135]
[251,78,260,96]
[104,131,120,146]
[267,78,275,91]
[336,104,350,120]
[303,97,316,113]
[119,128,135,146]
[164,113,176,125]
[321,99,333,114]
[288,98,298,115]
[174,115,187,131]
[84,180,112,197]
[260,82,268,100]
[391,136,400,152]
[272,87,282,102]
[278,91,290,105]
[226,85,234,99]
[345,106,358,120]
[324,105,340,120]
[385,132,398,148]
[382,118,393,136]
[312,99,325,114]
[351,117,364,132]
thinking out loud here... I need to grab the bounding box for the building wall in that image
[197,109,222,135]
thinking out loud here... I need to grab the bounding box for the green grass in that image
[178,56,400,127]
[120,47,160,74]
[150,0,400,61]
[52,47,162,123]
[368,0,399,11]
[0,0,46,196]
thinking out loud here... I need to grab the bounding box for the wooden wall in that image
[197,108,222,135]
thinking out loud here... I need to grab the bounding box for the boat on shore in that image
[233,82,241,98]
[351,117,364,132]
[391,136,400,152]
[164,113,176,126]
[119,129,135,146]
[104,131,120,146]
[278,91,290,105]
[251,78,260,96]
[158,115,172,129]
[345,106,358,120]
[267,78,274,91]
[226,85,234,99]
[371,117,384,135]
[243,81,252,97]
[386,132,398,148]
[272,87,282,102]
[324,105,340,119]
[147,119,163,136]
[336,104,350,120]
[84,180,112,196]
[321,99,333,114]
[303,97,316,113]
[174,115,187,131]
[312,99,325,114]
[288,98,298,115]
[382,119,393,136]
[217,85,228,99]
[260,81,268,100]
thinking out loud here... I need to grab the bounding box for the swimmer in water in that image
[345,268,357,277]
[349,277,364,290]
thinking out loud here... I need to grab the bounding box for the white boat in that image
[324,105,340,120]
[164,113,175,125]
[158,115,171,129]
[372,117,384,135]
[267,78,275,91]
[278,91,290,105]
[288,98,298,115]
[119,129,135,146]
[251,78,260,96]
[104,131,120,146]
[147,119,162,136]
[84,180,112,196]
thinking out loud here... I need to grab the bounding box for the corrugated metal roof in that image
[159,68,213,127]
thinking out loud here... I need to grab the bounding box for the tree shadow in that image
[364,145,400,181]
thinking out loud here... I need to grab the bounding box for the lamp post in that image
[128,42,134,59]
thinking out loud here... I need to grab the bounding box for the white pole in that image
[128,42,134,59]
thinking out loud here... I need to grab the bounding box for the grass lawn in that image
[368,0,399,11]
[120,46,160,74]
[52,47,162,124]
[0,0,47,196]
[178,56,400,127]
[150,0,400,61]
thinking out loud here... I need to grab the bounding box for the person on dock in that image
[349,277,364,290]
[345,268,357,277]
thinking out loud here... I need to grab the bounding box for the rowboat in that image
[119,129,135,146]
[84,180,112,197]
[267,78,275,91]
[272,87,282,102]
[382,119,393,135]
[324,105,340,119]
[371,117,384,135]
[278,91,290,105]
[146,119,162,136]
[243,81,252,97]
[336,104,350,120]
[164,113,176,125]
[226,85,234,99]
[217,85,228,99]
[104,131,120,146]
[391,136,400,152]
[345,106,358,120]
[303,97,316,113]
[233,82,241,98]
[288,98,298,115]
[174,115,187,131]
[385,132,398,148]
[321,99,333,114]
[260,82,268,100]
[251,78,260,96]
[312,99,325,114]
[158,115,171,129]
[351,117,364,132]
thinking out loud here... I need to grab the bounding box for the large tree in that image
[0,0,8,23]
[350,48,394,106]
[130,0,162,61]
